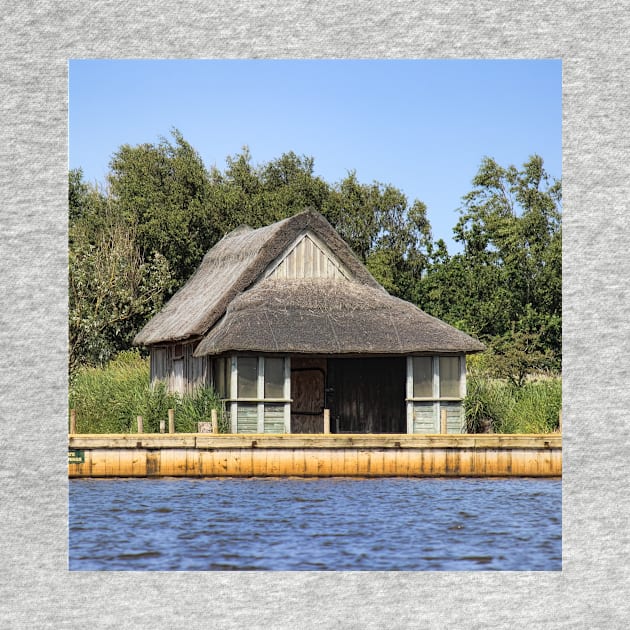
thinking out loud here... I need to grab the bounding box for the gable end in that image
[264,230,352,281]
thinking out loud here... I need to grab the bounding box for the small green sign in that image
[68,449,85,464]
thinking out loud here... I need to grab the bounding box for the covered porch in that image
[212,353,466,434]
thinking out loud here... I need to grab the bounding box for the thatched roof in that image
[193,278,484,356]
[134,209,484,355]
[133,210,382,346]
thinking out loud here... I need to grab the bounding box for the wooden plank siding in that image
[442,401,465,433]
[266,232,351,281]
[413,402,436,433]
[328,358,407,433]
[264,404,286,433]
[237,404,258,433]
[150,341,210,394]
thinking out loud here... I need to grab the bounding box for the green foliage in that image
[69,189,174,371]
[69,350,161,433]
[175,386,228,433]
[323,174,432,301]
[107,129,220,289]
[70,132,561,387]
[419,155,561,370]
[464,372,561,434]
[69,350,227,433]
[206,148,330,232]
[487,322,557,387]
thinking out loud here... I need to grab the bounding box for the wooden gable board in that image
[263,230,352,281]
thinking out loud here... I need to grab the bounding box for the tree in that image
[69,168,108,229]
[488,327,556,387]
[419,155,561,371]
[69,169,174,371]
[323,173,432,300]
[69,208,173,372]
[208,147,331,232]
[107,129,219,289]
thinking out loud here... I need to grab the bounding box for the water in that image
[69,477,561,571]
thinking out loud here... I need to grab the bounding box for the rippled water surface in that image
[69,477,561,571]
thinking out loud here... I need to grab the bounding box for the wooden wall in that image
[327,358,406,433]
[412,401,465,433]
[150,341,211,394]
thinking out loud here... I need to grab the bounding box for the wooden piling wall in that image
[68,434,561,478]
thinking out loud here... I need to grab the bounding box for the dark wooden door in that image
[291,364,326,433]
[327,358,406,433]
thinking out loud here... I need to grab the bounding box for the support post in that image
[69,409,76,434]
[230,356,238,434]
[137,415,144,433]
[160,419,166,434]
[406,357,414,434]
[323,408,330,434]
[211,408,219,434]
[168,408,175,434]
[558,409,562,433]
[440,407,448,434]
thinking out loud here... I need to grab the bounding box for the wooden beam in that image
[440,408,448,434]
[283,356,291,433]
[406,357,413,434]
[70,433,562,450]
[257,357,265,433]
[230,355,238,433]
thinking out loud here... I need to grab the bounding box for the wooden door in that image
[328,358,406,433]
[290,363,326,433]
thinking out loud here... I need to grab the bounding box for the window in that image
[215,357,231,399]
[226,356,290,434]
[407,355,465,434]
[410,356,462,399]
[439,356,460,398]
[237,357,258,398]
[264,357,284,398]
[412,357,433,398]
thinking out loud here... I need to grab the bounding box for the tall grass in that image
[464,372,561,433]
[69,350,227,433]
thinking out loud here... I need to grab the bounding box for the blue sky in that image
[69,59,561,252]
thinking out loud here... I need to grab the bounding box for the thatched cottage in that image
[134,210,484,434]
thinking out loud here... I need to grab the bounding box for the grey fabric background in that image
[1,1,628,627]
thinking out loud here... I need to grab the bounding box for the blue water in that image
[69,477,561,571]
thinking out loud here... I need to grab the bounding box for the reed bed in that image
[69,351,227,433]
[464,373,561,433]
